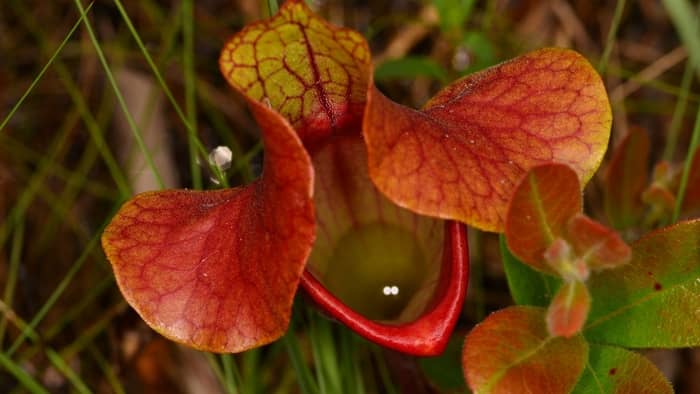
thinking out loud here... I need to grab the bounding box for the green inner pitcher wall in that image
[307,135,444,323]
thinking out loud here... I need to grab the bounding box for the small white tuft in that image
[208,146,233,170]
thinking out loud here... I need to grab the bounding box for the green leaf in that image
[661,0,700,74]
[433,0,476,33]
[500,235,561,307]
[572,344,672,394]
[585,219,700,347]
[459,31,496,73]
[374,56,449,83]
[418,334,466,391]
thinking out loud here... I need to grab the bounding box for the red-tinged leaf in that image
[566,213,631,270]
[585,219,700,347]
[641,184,675,223]
[219,0,371,145]
[102,100,315,353]
[463,306,588,394]
[500,235,562,307]
[572,344,672,394]
[543,238,589,281]
[364,48,611,232]
[681,147,700,214]
[546,280,590,338]
[604,127,650,230]
[505,163,582,273]
[300,135,468,355]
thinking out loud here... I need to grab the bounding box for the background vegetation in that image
[1,0,699,392]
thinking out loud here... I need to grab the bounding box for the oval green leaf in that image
[572,344,672,394]
[585,219,700,347]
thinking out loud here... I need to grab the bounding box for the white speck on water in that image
[383,285,400,296]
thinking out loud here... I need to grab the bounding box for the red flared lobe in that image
[364,48,611,232]
[101,100,315,353]
[219,0,370,145]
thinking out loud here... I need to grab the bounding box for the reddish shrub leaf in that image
[585,219,700,347]
[364,48,611,232]
[566,213,631,270]
[546,280,591,338]
[463,306,588,394]
[102,100,315,352]
[219,0,371,145]
[603,127,650,230]
[572,344,672,394]
[505,163,582,273]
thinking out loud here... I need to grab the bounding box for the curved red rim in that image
[300,220,469,356]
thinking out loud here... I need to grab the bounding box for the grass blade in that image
[72,0,165,188]
[0,353,49,394]
[0,3,91,133]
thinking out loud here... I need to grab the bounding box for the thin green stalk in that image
[0,218,24,345]
[183,0,202,189]
[220,354,241,394]
[205,354,227,390]
[0,134,114,200]
[309,314,342,394]
[672,107,700,222]
[0,353,49,394]
[29,131,101,257]
[598,0,626,74]
[664,60,695,161]
[6,228,102,356]
[0,3,92,133]
[45,349,91,394]
[88,345,127,394]
[0,107,80,250]
[12,277,116,371]
[60,301,127,360]
[72,0,165,188]
[338,329,364,394]
[110,0,227,186]
[664,1,700,161]
[53,63,131,197]
[662,0,700,76]
[268,0,279,16]
[44,276,113,340]
[10,3,129,199]
[0,299,40,344]
[241,349,261,394]
[282,331,318,394]
[372,346,397,394]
